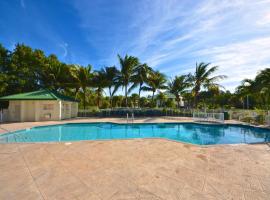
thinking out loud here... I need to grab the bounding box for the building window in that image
[43,104,54,110]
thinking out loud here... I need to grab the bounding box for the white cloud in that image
[257,13,270,26]
[138,0,270,91]
[197,37,270,91]
[71,0,270,91]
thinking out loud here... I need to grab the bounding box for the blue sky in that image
[1,0,270,92]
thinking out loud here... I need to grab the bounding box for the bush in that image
[254,114,264,125]
[241,116,253,123]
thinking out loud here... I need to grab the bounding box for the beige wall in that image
[36,100,61,121]
[71,102,78,118]
[60,101,78,120]
[3,100,78,122]
[5,101,21,122]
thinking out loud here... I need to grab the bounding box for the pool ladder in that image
[126,113,134,124]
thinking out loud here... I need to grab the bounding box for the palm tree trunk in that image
[97,95,100,108]
[138,83,142,108]
[109,87,112,109]
[97,89,101,108]
[194,91,199,108]
[83,92,86,110]
[125,85,128,107]
[176,95,180,109]
[152,91,155,103]
[74,87,79,97]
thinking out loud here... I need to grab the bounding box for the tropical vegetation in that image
[0,43,270,111]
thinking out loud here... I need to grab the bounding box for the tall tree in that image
[132,63,153,107]
[0,44,11,96]
[167,75,190,108]
[41,55,71,90]
[130,93,139,108]
[255,68,270,89]
[143,71,167,104]
[101,66,120,108]
[92,70,108,108]
[156,92,167,107]
[256,69,270,108]
[71,65,93,109]
[9,44,40,93]
[189,62,226,107]
[236,79,255,109]
[116,54,139,107]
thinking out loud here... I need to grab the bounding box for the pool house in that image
[0,89,79,122]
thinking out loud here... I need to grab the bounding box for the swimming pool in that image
[0,122,269,145]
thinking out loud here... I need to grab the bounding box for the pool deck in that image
[0,117,270,199]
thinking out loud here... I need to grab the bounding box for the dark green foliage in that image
[142,71,167,104]
[0,101,9,110]
[0,42,269,111]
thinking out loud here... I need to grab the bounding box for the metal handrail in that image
[193,112,224,123]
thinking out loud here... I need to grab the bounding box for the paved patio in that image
[0,118,270,199]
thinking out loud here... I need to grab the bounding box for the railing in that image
[77,108,270,125]
[126,112,134,124]
[0,110,3,123]
[193,112,225,123]
[228,110,270,125]
[266,114,270,126]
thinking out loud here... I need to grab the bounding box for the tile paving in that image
[0,118,269,199]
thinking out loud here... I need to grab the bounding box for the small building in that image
[0,89,79,122]
[156,92,184,107]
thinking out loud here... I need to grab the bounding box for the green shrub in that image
[241,116,253,123]
[254,114,264,125]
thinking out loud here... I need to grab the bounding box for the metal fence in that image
[78,108,193,118]
[266,113,270,126]
[228,110,270,126]
[193,112,225,123]
[77,108,270,126]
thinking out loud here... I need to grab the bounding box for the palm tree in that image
[101,66,120,108]
[143,71,167,104]
[116,54,139,107]
[42,55,72,91]
[236,79,256,109]
[132,63,153,107]
[260,87,270,109]
[71,65,93,110]
[207,85,220,108]
[255,68,270,86]
[156,92,167,107]
[167,75,190,108]
[247,68,270,109]
[130,93,139,108]
[92,71,108,108]
[189,62,226,107]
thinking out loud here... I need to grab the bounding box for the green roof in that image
[154,92,176,99]
[163,92,176,99]
[0,89,79,102]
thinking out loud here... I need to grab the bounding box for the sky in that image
[1,0,270,92]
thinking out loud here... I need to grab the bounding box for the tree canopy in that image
[1,43,269,110]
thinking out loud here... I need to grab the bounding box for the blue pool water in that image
[0,123,270,145]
